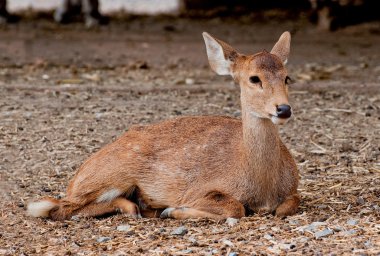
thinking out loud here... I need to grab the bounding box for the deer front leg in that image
[275,194,300,217]
[160,191,245,220]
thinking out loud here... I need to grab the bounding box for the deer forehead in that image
[241,52,286,79]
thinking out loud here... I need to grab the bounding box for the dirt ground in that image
[0,17,379,255]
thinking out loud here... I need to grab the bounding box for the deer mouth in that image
[270,114,290,125]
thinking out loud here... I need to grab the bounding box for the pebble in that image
[171,226,188,236]
[347,219,359,226]
[42,74,50,80]
[356,196,365,205]
[185,78,195,85]
[228,252,238,256]
[97,237,111,243]
[70,215,80,221]
[226,217,239,227]
[116,225,130,232]
[222,239,234,247]
[188,236,198,245]
[301,222,327,232]
[314,228,333,239]
[279,243,296,250]
[341,230,356,236]
[264,234,274,240]
[233,110,241,117]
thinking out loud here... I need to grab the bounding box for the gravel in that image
[171,226,188,236]
[314,229,334,239]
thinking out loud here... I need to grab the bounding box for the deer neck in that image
[240,106,281,173]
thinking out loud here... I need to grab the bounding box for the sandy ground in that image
[0,17,379,255]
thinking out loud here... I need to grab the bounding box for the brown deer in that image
[27,31,300,220]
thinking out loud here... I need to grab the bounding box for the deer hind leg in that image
[275,193,300,217]
[50,197,141,220]
[50,187,140,220]
[161,191,245,220]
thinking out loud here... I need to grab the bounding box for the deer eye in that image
[249,76,261,84]
[285,76,292,85]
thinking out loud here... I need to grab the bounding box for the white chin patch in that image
[271,116,288,125]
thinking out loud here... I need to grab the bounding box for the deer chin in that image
[270,115,289,125]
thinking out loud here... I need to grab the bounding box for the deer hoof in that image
[160,207,175,218]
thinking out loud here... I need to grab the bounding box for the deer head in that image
[203,31,292,125]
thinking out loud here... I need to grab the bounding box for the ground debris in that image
[171,226,188,236]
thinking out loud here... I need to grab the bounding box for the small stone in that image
[188,236,198,245]
[222,239,234,247]
[70,215,80,221]
[42,74,50,80]
[228,252,238,256]
[258,225,267,230]
[342,229,356,236]
[314,228,333,239]
[71,242,80,248]
[185,78,195,85]
[303,222,327,232]
[347,219,359,226]
[264,234,274,240]
[233,110,241,117]
[211,249,219,254]
[171,226,188,236]
[288,219,299,225]
[181,249,192,254]
[279,243,296,250]
[226,217,239,227]
[116,225,130,232]
[97,237,111,243]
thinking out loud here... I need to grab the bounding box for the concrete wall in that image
[7,0,181,15]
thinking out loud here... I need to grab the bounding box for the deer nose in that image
[276,104,292,118]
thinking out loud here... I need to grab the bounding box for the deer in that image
[27,31,300,221]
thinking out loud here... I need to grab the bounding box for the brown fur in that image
[28,32,300,220]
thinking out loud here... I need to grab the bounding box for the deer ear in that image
[202,32,238,76]
[271,31,291,65]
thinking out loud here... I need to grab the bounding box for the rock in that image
[356,196,365,205]
[42,74,50,80]
[228,252,238,256]
[97,237,111,243]
[264,234,274,240]
[181,249,192,254]
[347,219,359,226]
[233,110,241,117]
[341,229,356,236]
[288,219,299,225]
[279,243,296,250]
[314,228,333,239]
[211,249,219,254]
[71,242,80,248]
[301,222,327,232]
[185,78,195,85]
[188,236,198,245]
[171,226,188,236]
[70,215,80,221]
[222,239,234,247]
[226,217,239,227]
[116,225,130,232]
[364,240,372,247]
